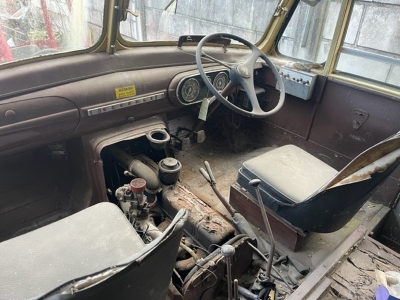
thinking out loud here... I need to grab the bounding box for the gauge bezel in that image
[180,78,201,103]
[213,72,229,91]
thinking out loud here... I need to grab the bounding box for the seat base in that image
[230,183,308,251]
[238,145,337,203]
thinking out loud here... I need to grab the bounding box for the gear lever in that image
[249,179,276,279]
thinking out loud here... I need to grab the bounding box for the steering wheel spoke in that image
[196,33,285,118]
[240,77,264,115]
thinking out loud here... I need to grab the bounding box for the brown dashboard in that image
[0,47,256,155]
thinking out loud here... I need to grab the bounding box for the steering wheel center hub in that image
[236,64,251,78]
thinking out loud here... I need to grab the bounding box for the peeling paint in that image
[331,148,400,188]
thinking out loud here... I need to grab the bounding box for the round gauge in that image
[213,72,229,91]
[181,78,200,102]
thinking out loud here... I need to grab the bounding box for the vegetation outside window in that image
[0,0,105,65]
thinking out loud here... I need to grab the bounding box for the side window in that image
[277,0,342,63]
[0,0,105,65]
[335,0,400,89]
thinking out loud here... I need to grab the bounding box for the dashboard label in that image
[115,85,137,99]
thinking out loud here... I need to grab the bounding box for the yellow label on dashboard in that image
[115,85,136,99]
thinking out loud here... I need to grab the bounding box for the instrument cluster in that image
[174,70,229,105]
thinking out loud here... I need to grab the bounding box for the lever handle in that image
[249,179,261,187]
[199,167,211,183]
[204,161,216,184]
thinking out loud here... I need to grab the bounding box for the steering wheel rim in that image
[195,33,285,118]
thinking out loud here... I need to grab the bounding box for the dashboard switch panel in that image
[276,67,317,100]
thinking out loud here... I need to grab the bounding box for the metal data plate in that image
[276,67,317,100]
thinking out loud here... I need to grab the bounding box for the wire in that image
[195,263,218,300]
[183,241,209,254]
[208,243,221,253]
[173,268,184,286]
[113,161,121,186]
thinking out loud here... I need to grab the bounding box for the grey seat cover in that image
[0,202,145,300]
[243,145,338,202]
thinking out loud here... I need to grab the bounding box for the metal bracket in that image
[274,0,289,16]
[177,35,231,51]
[352,109,369,129]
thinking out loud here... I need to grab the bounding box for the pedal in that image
[194,130,206,143]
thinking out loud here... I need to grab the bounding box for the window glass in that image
[278,0,342,63]
[120,0,280,44]
[335,0,400,89]
[0,0,105,65]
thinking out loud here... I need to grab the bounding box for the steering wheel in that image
[195,33,285,118]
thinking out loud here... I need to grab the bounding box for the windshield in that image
[0,0,105,64]
[120,0,280,43]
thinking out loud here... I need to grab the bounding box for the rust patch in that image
[163,183,234,247]
[332,161,397,188]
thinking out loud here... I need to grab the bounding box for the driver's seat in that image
[237,132,400,232]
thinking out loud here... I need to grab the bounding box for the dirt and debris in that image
[321,237,400,299]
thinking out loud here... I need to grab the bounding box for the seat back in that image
[41,208,187,300]
[318,131,400,192]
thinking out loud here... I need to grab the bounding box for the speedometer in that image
[181,78,200,102]
[213,72,229,91]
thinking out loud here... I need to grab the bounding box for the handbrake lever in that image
[200,161,235,216]
[200,161,271,256]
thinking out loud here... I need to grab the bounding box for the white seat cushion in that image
[243,145,338,202]
[0,202,144,300]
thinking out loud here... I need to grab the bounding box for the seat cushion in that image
[0,202,145,300]
[242,145,338,202]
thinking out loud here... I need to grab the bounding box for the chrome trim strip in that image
[87,92,165,116]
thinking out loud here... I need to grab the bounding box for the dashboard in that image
[0,47,263,155]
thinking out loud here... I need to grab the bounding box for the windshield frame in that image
[116,0,284,50]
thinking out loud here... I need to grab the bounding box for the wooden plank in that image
[331,260,378,299]
[286,225,367,300]
[325,236,400,300]
[358,236,400,268]
[329,279,354,299]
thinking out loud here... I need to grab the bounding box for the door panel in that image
[309,80,400,158]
